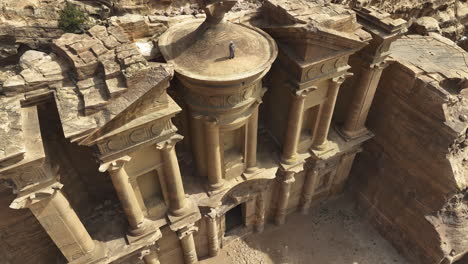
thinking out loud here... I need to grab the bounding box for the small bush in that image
[58,2,87,33]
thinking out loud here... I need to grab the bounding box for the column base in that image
[336,125,370,142]
[168,200,202,232]
[242,167,264,180]
[275,210,287,226]
[127,220,161,245]
[170,203,192,217]
[254,224,265,233]
[280,154,299,165]
[69,241,107,264]
[311,140,330,152]
[209,179,225,191]
[244,166,258,174]
[330,181,347,196]
[299,202,311,215]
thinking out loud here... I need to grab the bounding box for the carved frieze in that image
[300,55,350,83]
[1,164,54,193]
[184,81,263,110]
[97,118,175,158]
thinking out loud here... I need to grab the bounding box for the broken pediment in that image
[263,24,370,63]
[261,0,371,63]
[79,63,175,147]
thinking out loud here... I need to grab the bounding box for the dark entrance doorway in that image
[225,204,244,233]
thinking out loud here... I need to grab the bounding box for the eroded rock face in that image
[332,0,468,43]
[351,35,468,264]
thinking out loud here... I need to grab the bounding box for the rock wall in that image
[350,34,468,264]
[332,0,468,43]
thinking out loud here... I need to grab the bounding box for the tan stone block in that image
[79,51,97,65]
[102,35,121,49]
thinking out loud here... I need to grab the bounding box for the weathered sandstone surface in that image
[332,0,468,44]
[351,34,468,264]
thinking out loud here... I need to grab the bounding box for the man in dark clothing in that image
[229,41,235,59]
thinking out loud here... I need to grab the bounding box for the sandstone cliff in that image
[332,0,468,44]
[351,34,468,264]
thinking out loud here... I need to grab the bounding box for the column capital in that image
[9,181,63,209]
[332,72,353,85]
[177,224,198,239]
[98,156,131,172]
[139,249,152,260]
[204,116,220,126]
[370,60,390,70]
[206,208,218,219]
[293,86,316,98]
[278,170,296,184]
[155,134,184,151]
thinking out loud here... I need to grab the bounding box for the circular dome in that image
[159,19,277,83]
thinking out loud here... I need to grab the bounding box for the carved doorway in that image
[225,203,244,233]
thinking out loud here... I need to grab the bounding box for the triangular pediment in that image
[79,67,176,146]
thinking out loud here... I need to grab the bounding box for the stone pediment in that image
[261,0,371,62]
[79,64,175,147]
[263,25,370,63]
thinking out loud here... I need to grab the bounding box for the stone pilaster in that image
[299,168,319,215]
[282,88,314,164]
[99,156,146,236]
[275,171,295,225]
[330,151,359,195]
[156,135,189,216]
[204,116,224,190]
[206,209,220,257]
[177,224,199,264]
[340,61,388,140]
[255,192,266,232]
[312,75,348,151]
[12,182,97,262]
[246,104,259,172]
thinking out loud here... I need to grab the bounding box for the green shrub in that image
[58,2,87,33]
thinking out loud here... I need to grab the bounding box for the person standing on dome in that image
[229,41,235,59]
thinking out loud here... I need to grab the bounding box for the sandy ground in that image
[200,194,408,264]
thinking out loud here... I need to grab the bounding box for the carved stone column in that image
[255,192,266,232]
[300,168,319,215]
[20,183,96,262]
[190,114,206,177]
[275,171,295,225]
[340,62,388,140]
[312,76,347,151]
[156,135,189,216]
[178,224,199,264]
[246,104,259,172]
[206,210,219,257]
[282,88,314,164]
[204,117,224,190]
[99,156,145,236]
[142,249,160,264]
